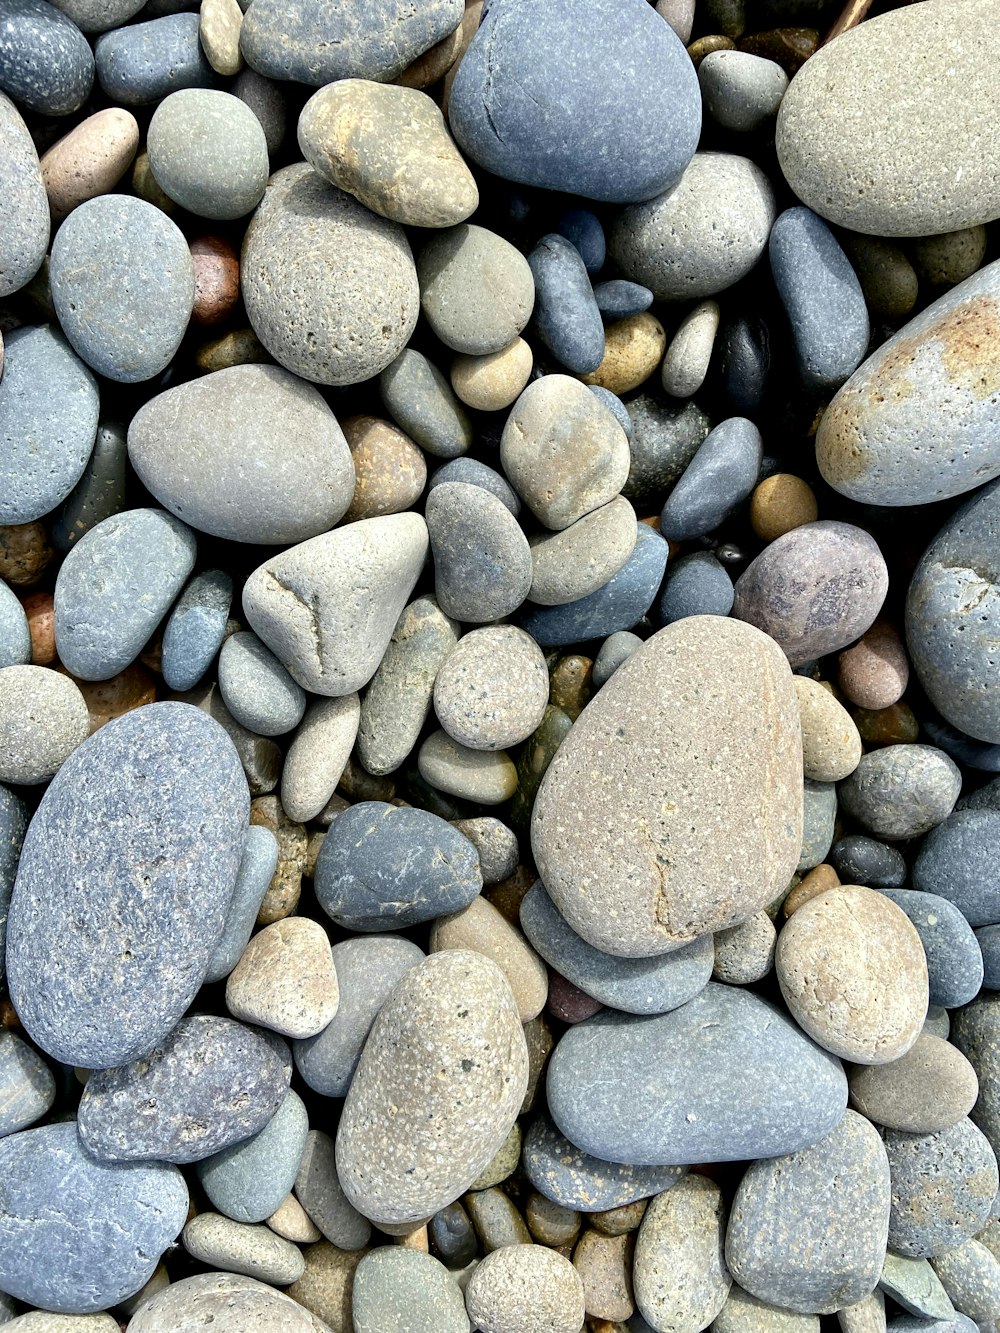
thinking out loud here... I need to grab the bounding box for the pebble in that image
[749,474,818,543]
[0,585,29,669]
[911,226,988,289]
[128,1271,326,1332]
[733,521,889,667]
[0,326,99,527]
[187,235,241,320]
[465,1243,585,1333]
[662,299,720,398]
[951,994,1000,1162]
[293,1129,372,1250]
[726,1111,890,1314]
[335,950,528,1227]
[592,630,642,686]
[718,311,771,413]
[817,262,1000,506]
[76,1013,290,1163]
[635,1177,732,1329]
[242,512,427,696]
[573,1229,634,1321]
[466,1186,531,1251]
[658,551,734,624]
[713,910,777,985]
[233,66,285,155]
[269,1193,322,1245]
[699,49,788,132]
[660,416,762,541]
[520,880,713,1015]
[50,195,194,382]
[528,233,605,374]
[217,632,305,737]
[838,745,961,841]
[426,481,532,622]
[879,1253,956,1322]
[557,206,605,274]
[183,1213,305,1286]
[913,808,1000,927]
[594,280,653,321]
[418,224,534,356]
[582,312,667,394]
[794,677,862,783]
[830,834,906,888]
[798,777,837,871]
[849,1033,979,1134]
[0,0,94,115]
[352,1249,469,1333]
[95,13,217,104]
[418,729,518,805]
[932,1239,1000,1323]
[0,1029,55,1136]
[298,80,477,228]
[713,1286,821,1333]
[379,347,473,459]
[0,1120,188,1313]
[5,703,247,1068]
[449,0,699,203]
[624,394,711,505]
[450,338,533,412]
[342,415,426,521]
[610,152,776,300]
[0,92,48,298]
[452,817,518,885]
[885,1117,999,1258]
[839,622,910,712]
[775,1,1000,237]
[1,1315,123,1331]
[200,0,243,76]
[161,569,233,693]
[279,694,361,822]
[226,917,338,1039]
[205,824,280,983]
[837,1290,886,1333]
[242,164,418,386]
[433,626,548,751]
[879,889,984,1010]
[146,88,267,220]
[0,666,89,785]
[548,983,847,1166]
[533,617,801,957]
[769,207,870,390]
[40,107,139,223]
[431,894,547,1023]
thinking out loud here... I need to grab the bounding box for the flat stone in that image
[431,894,547,1023]
[547,983,847,1166]
[127,1271,328,1332]
[161,569,233,693]
[913,809,1000,927]
[426,481,532,623]
[880,1253,958,1321]
[0,1029,55,1137]
[528,233,604,374]
[634,1175,731,1331]
[226,917,338,1039]
[594,279,653,321]
[466,1244,584,1333]
[242,163,418,386]
[699,48,788,132]
[336,950,528,1226]
[198,1089,309,1225]
[659,416,762,541]
[775,0,1000,237]
[531,617,802,957]
[0,1121,187,1313]
[183,1213,305,1286]
[0,92,48,298]
[5,702,248,1068]
[879,889,984,1010]
[0,0,94,115]
[449,0,699,203]
[242,512,427,695]
[884,1118,999,1258]
[342,414,427,522]
[838,745,961,841]
[433,626,548,751]
[293,1129,372,1250]
[379,348,472,460]
[205,825,279,984]
[95,13,217,104]
[417,224,534,356]
[418,730,518,805]
[352,1249,470,1333]
[624,394,711,506]
[726,1111,891,1314]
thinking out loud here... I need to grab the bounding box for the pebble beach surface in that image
[2,0,1000,1329]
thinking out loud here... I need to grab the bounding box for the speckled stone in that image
[452,817,518,885]
[469,1122,522,1191]
[548,983,847,1166]
[205,825,279,984]
[226,917,338,1039]
[658,552,733,625]
[713,1285,820,1333]
[884,1118,999,1258]
[5,703,248,1068]
[592,631,642,687]
[850,1033,979,1135]
[95,13,217,104]
[951,993,1000,1162]
[0,1314,123,1331]
[51,195,194,383]
[798,778,837,872]
[733,521,889,667]
[594,280,653,321]
[449,0,698,203]
[431,895,546,1022]
[623,394,710,505]
[197,1090,309,1225]
[776,1,1000,238]
[0,326,99,527]
[466,1244,583,1333]
[426,481,532,623]
[0,666,89,786]
[0,1120,188,1313]
[713,911,777,985]
[932,1238,1000,1322]
[464,1185,532,1252]
[839,621,910,711]
[0,93,49,298]
[242,164,418,386]
[661,299,719,398]
[793,678,861,783]
[0,1029,54,1137]
[242,512,427,696]
[633,1175,731,1332]
[659,416,762,541]
[581,312,666,395]
[699,48,787,131]
[147,89,267,219]
[749,473,818,544]
[610,153,776,301]
[130,1270,331,1332]
[342,415,426,522]
[293,1129,372,1250]
[0,0,94,115]
[433,626,547,751]
[573,1227,634,1320]
[379,348,472,460]
[161,570,233,693]
[352,1249,469,1333]
[879,889,984,1010]
[912,226,988,288]
[527,1117,671,1213]
[818,261,1000,506]
[336,950,528,1227]
[913,809,1000,927]
[726,1111,890,1314]
[528,232,604,374]
[838,745,961,841]
[418,730,518,805]
[837,1290,886,1333]
[417,224,533,357]
[532,617,801,957]
[979,924,1000,988]
[280,694,360,823]
[50,419,124,556]
[217,632,304,738]
[450,339,533,412]
[183,1213,304,1285]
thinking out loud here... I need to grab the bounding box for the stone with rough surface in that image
[0,92,48,298]
[633,1174,732,1333]
[884,1118,999,1258]
[128,1270,329,1332]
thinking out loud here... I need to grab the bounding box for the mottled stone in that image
[830,835,905,889]
[593,630,642,687]
[0,666,89,785]
[450,338,533,413]
[840,622,910,712]
[0,0,94,115]
[95,14,217,104]
[713,1286,820,1333]
[433,626,547,751]
[951,994,1000,1164]
[426,481,531,623]
[884,1118,999,1258]
[343,415,425,522]
[418,224,533,356]
[624,395,711,506]
[0,1029,54,1137]
[658,552,734,625]
[581,312,666,395]
[699,48,787,131]
[838,745,961,841]
[661,299,719,399]
[931,1238,1000,1322]
[0,92,48,298]
[879,1253,955,1321]
[880,889,984,1010]
[912,227,988,289]
[432,893,546,1022]
[190,235,240,325]
[452,816,518,885]
[793,678,861,783]
[632,1175,731,1332]
[713,911,777,985]
[466,1244,583,1333]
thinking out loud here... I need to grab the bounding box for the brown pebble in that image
[341,414,426,522]
[639,515,662,531]
[851,700,919,747]
[286,1241,368,1333]
[547,969,603,1024]
[451,338,533,412]
[131,150,177,215]
[687,34,736,66]
[738,27,819,74]
[749,473,818,542]
[396,1224,430,1251]
[838,620,910,710]
[783,863,840,917]
[139,633,163,675]
[838,232,918,322]
[62,663,156,733]
[314,792,352,829]
[21,591,55,665]
[0,998,21,1030]
[0,521,54,587]
[40,108,140,223]
[190,236,240,325]
[527,1193,583,1248]
[550,654,593,721]
[581,313,666,394]
[573,1230,635,1322]
[441,0,485,113]
[304,830,326,880]
[250,795,308,924]
[398,21,464,87]
[195,327,271,373]
[336,754,396,803]
[484,863,535,925]
[590,1200,648,1237]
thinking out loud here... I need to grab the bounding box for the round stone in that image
[190,235,240,324]
[884,1117,999,1258]
[146,88,268,220]
[226,917,339,1039]
[658,415,762,541]
[417,730,518,805]
[839,621,910,711]
[633,1175,731,1332]
[129,1271,326,1332]
[749,473,818,542]
[40,107,140,224]
[776,885,929,1064]
[793,678,862,783]
[838,745,961,841]
[426,481,532,623]
[342,415,426,522]
[0,0,94,115]
[712,911,777,985]
[658,551,734,625]
[582,312,666,395]
[0,666,89,785]
[352,1249,470,1333]
[452,816,518,885]
[699,48,788,132]
[218,632,306,737]
[466,1244,585,1333]
[912,226,988,287]
[849,1033,979,1133]
[379,347,472,459]
[451,338,533,411]
[433,626,548,751]
[417,224,534,355]
[0,91,49,299]
[196,1088,308,1225]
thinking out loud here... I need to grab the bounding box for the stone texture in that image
[913,809,1000,927]
[226,917,339,1039]
[417,224,533,356]
[839,745,961,841]
[431,895,547,1022]
[884,1118,999,1258]
[294,1129,372,1251]
[95,13,217,104]
[633,1175,731,1333]
[794,677,862,783]
[0,1029,55,1137]
[879,1253,955,1321]
[850,1034,979,1133]
[182,1213,305,1285]
[523,1116,684,1211]
[713,911,777,986]
[880,889,984,1010]
[529,232,604,375]
[699,48,788,132]
[426,481,531,622]
[0,666,89,785]
[379,347,472,459]
[342,415,426,522]
[128,1270,329,1332]
[147,89,267,220]
[0,0,94,115]
[0,92,48,298]
[418,730,518,805]
[839,622,910,712]
[451,338,533,412]
[205,825,280,984]
[433,626,548,751]
[659,416,762,542]
[465,1244,584,1333]
[161,569,232,693]
[219,632,306,737]
[352,1249,469,1333]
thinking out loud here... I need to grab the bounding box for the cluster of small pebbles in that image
[3,0,1000,1329]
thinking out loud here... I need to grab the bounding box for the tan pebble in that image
[41,108,139,223]
[286,1241,368,1333]
[418,729,518,804]
[687,34,736,66]
[304,830,326,880]
[268,1193,322,1244]
[794,675,863,782]
[397,22,463,87]
[590,1200,648,1237]
[250,794,307,924]
[465,1186,532,1251]
[520,1011,555,1115]
[712,910,777,984]
[190,235,240,325]
[200,0,244,76]
[468,1121,522,1190]
[661,298,719,398]
[911,225,988,288]
[839,233,918,322]
[63,662,156,733]
[342,414,426,521]
[776,884,929,1064]
[783,863,840,917]
[838,621,909,710]
[21,590,55,665]
[750,473,818,542]
[0,521,54,587]
[582,313,666,394]
[196,327,271,373]
[837,1287,887,1333]
[851,700,919,747]
[573,1229,634,1322]
[451,338,533,411]
[549,654,593,721]
[396,1223,430,1251]
[849,1032,979,1132]
[430,895,548,1022]
[226,916,339,1039]
[131,150,177,214]
[527,1193,583,1248]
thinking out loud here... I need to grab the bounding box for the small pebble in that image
[226,917,339,1040]
[182,1213,305,1286]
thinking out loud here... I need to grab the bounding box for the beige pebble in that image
[749,473,818,542]
[41,108,139,223]
[590,1199,648,1237]
[286,1242,368,1333]
[2,1316,122,1331]
[848,1032,979,1133]
[441,0,485,113]
[250,795,307,925]
[431,895,547,1022]
[776,884,929,1065]
[469,1121,522,1190]
[527,1193,582,1247]
[837,1288,886,1333]
[783,863,840,918]
[268,1193,322,1244]
[466,1187,532,1251]
[838,621,909,710]
[342,414,426,521]
[910,225,988,288]
[226,917,339,1039]
[573,1229,634,1322]
[200,0,244,76]
[582,312,666,394]
[451,337,533,410]
[661,298,719,398]
[182,1213,305,1286]
[418,729,518,805]
[712,910,777,985]
[794,675,863,782]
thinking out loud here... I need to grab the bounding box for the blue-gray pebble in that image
[0,91,48,298]
[799,778,837,871]
[428,458,521,517]
[95,13,217,104]
[880,888,984,1009]
[520,880,713,1015]
[161,569,233,693]
[197,1086,309,1224]
[913,808,1000,927]
[547,982,847,1166]
[658,551,734,624]
[521,522,668,647]
[589,385,632,439]
[978,925,1000,989]
[0,782,26,980]
[0,325,99,525]
[380,348,472,460]
[449,0,700,203]
[427,480,532,623]
[592,630,642,687]
[884,1118,999,1258]
[315,801,482,932]
[0,582,29,668]
[51,195,195,383]
[659,416,762,541]
[558,207,605,275]
[523,1116,686,1211]
[0,0,94,115]
[204,825,279,985]
[54,507,196,682]
[0,1029,54,1137]
[52,420,128,553]
[5,703,248,1068]
[769,206,870,390]
[528,233,605,374]
[0,1120,188,1313]
[218,631,306,738]
[951,994,1000,1163]
[594,279,654,320]
[830,834,907,888]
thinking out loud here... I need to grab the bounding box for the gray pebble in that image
[879,889,984,1010]
[528,232,604,374]
[712,911,777,985]
[659,551,734,624]
[529,497,638,607]
[661,299,720,399]
[880,1252,960,1321]
[233,66,286,157]
[0,666,89,785]
[95,12,217,104]
[0,0,94,115]
[418,224,534,356]
[930,1239,1000,1323]
[147,89,268,219]
[434,625,548,751]
[417,730,518,806]
[428,458,520,517]
[291,1128,371,1251]
[352,1249,470,1333]
[279,693,360,823]
[0,91,48,298]
[219,632,306,738]
[182,1213,304,1285]
[838,745,961,841]
[799,778,837,871]
[452,817,518,885]
[979,924,1000,989]
[914,809,1000,927]
[48,0,143,30]
[177,681,282,797]
[126,1270,325,1331]
[659,416,762,541]
[699,49,787,132]
[624,393,711,505]
[465,1244,584,1333]
[0,582,29,668]
[592,630,642,686]
[198,1088,309,1224]
[884,1118,999,1257]
[52,420,128,553]
[713,1285,820,1333]
[634,1175,731,1332]
[0,1029,54,1137]
[427,481,532,623]
[589,384,632,439]
[522,1116,686,1212]
[379,348,472,460]
[594,279,653,321]
[0,782,26,980]
[951,994,1000,1166]
[161,569,233,693]
[838,1291,887,1333]
[205,824,279,984]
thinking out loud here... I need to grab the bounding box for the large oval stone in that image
[0,91,49,298]
[531,615,802,958]
[128,365,355,544]
[336,949,528,1226]
[546,983,847,1166]
[776,0,1000,238]
[5,702,249,1068]
[817,260,1000,506]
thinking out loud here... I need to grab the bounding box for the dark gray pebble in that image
[523,1116,686,1211]
[623,394,710,506]
[0,0,94,115]
[528,233,605,375]
[428,458,521,517]
[880,888,984,1010]
[884,1118,999,1258]
[830,834,907,888]
[718,313,770,414]
[430,1201,479,1268]
[658,551,734,624]
[594,279,654,320]
[95,12,217,104]
[592,630,643,687]
[837,744,961,841]
[161,569,234,694]
[52,420,128,553]
[913,808,1000,926]
[659,416,762,541]
[923,718,1000,773]
[558,206,605,275]
[0,1029,54,1137]
[380,348,472,460]
[218,631,306,738]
